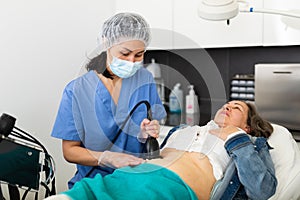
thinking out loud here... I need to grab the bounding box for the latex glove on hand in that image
[209,125,242,141]
[138,119,160,141]
[98,151,145,169]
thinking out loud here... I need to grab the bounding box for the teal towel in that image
[63,163,198,200]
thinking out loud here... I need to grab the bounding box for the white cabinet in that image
[115,0,173,49]
[263,0,300,46]
[173,0,263,48]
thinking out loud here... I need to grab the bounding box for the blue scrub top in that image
[51,68,166,188]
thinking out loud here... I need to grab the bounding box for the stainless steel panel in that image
[255,63,300,131]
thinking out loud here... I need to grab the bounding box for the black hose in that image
[85,100,157,177]
[111,100,151,144]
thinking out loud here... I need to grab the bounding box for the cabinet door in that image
[263,0,300,46]
[173,0,263,48]
[115,0,173,49]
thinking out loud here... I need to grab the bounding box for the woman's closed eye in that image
[232,106,244,113]
[120,52,144,58]
[134,53,144,58]
[120,51,130,56]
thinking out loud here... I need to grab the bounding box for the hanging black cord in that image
[8,185,20,200]
[21,189,30,200]
[40,182,51,197]
[10,131,37,144]
[85,100,152,178]
[13,127,48,154]
[0,114,56,199]
[12,127,56,197]
[111,100,151,144]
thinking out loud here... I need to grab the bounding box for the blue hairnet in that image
[98,12,151,49]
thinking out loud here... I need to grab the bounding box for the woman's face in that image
[214,101,249,132]
[107,40,145,63]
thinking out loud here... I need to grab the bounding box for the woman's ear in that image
[245,126,251,134]
[241,125,250,134]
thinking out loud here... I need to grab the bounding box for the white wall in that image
[0,0,114,196]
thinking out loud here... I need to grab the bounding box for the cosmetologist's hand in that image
[140,119,160,139]
[98,151,145,169]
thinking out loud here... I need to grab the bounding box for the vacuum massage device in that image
[86,100,161,177]
[128,100,160,160]
[110,100,161,159]
[0,113,56,200]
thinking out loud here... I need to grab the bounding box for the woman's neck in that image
[98,73,122,104]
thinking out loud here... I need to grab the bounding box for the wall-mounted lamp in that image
[198,0,300,22]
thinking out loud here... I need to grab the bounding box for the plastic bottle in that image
[185,85,199,114]
[146,58,161,78]
[169,83,183,113]
[146,58,165,103]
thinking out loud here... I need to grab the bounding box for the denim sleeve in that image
[225,134,277,200]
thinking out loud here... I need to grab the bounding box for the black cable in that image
[21,189,30,200]
[10,131,37,144]
[85,100,152,178]
[50,177,56,196]
[34,192,38,200]
[13,127,48,154]
[13,127,56,196]
[8,185,20,200]
[111,100,151,144]
[41,182,51,197]
[0,114,56,198]
[42,154,56,196]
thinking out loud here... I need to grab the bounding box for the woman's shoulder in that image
[61,71,100,101]
[65,71,99,90]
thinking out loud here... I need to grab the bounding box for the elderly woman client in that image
[48,100,277,200]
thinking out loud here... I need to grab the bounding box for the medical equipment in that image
[86,100,160,177]
[111,100,160,160]
[0,113,56,200]
[198,0,300,21]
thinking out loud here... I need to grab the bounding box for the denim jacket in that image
[210,134,277,200]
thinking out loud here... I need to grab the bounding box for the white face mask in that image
[109,56,143,78]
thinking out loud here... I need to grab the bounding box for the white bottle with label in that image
[185,85,199,114]
[169,83,183,113]
[147,58,161,78]
[146,58,165,104]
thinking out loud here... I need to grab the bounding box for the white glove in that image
[98,151,145,169]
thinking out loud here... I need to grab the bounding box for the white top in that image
[163,120,231,180]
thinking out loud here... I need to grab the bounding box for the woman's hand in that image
[209,125,241,141]
[139,119,160,139]
[62,141,144,168]
[98,151,145,169]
